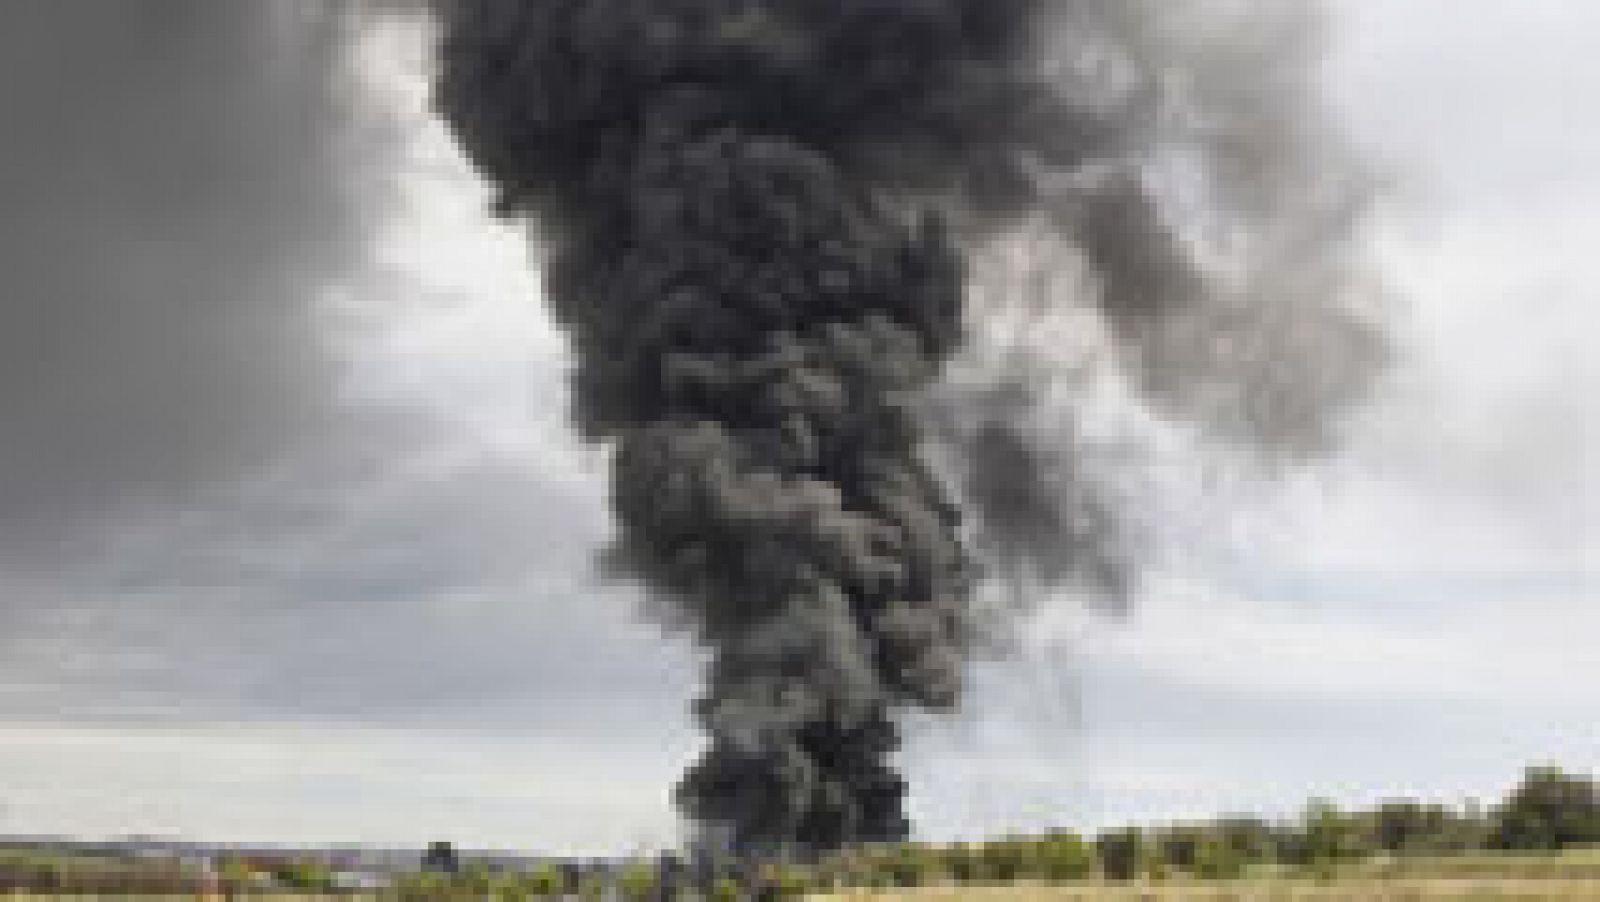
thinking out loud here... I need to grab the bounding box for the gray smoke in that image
[0,1,395,562]
[429,0,1386,854]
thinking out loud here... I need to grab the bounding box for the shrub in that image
[942,842,985,883]
[1037,831,1095,881]
[1492,765,1600,851]
[979,836,1034,882]
[1191,833,1246,880]
[522,862,566,897]
[1097,827,1152,881]
[710,875,742,901]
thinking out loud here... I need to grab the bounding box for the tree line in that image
[391,764,1597,899]
[803,765,1598,891]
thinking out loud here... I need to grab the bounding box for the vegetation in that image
[795,766,1597,897]
[4,764,1592,897]
[385,766,1597,899]
[1492,764,1600,851]
[0,849,205,895]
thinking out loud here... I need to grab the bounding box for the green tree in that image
[1367,800,1483,854]
[274,857,334,892]
[1036,830,1095,881]
[392,869,451,900]
[978,836,1034,882]
[1442,799,1493,852]
[617,860,658,901]
[1370,800,1426,853]
[1213,816,1278,865]
[452,861,498,895]
[1295,800,1369,874]
[1096,827,1152,881]
[882,842,941,887]
[942,842,984,883]
[1492,765,1600,851]
[213,855,256,893]
[1191,831,1245,880]
[523,862,566,897]
[1155,824,1208,872]
[577,872,608,900]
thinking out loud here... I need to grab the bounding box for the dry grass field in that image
[813,879,1600,900]
[811,850,1600,901]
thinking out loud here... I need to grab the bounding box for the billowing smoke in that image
[430,0,1386,854]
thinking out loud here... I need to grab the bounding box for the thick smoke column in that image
[432,0,1384,853]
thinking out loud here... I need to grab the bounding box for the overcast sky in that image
[0,2,1594,854]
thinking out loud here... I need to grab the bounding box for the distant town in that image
[0,835,618,894]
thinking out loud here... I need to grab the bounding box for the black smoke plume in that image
[431,0,1385,854]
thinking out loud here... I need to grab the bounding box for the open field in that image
[812,850,1600,902]
[4,846,1596,899]
[0,848,204,896]
[814,881,1600,900]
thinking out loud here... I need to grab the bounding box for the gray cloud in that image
[0,1,689,741]
[0,1,397,558]
[0,401,693,732]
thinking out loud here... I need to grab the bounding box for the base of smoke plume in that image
[423,0,1387,857]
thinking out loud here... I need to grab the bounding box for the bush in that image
[1097,827,1152,881]
[1213,816,1278,866]
[576,873,608,900]
[1493,765,1600,851]
[1155,824,1208,872]
[979,836,1035,882]
[617,861,658,900]
[942,842,985,883]
[273,857,334,891]
[1287,800,1370,870]
[709,875,742,901]
[522,862,566,897]
[881,843,941,887]
[1191,833,1246,880]
[1036,831,1095,881]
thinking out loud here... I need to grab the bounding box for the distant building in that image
[421,840,460,874]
